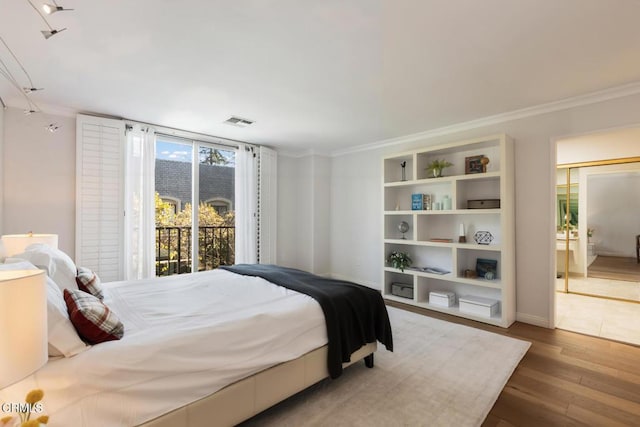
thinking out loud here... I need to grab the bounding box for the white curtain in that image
[235,144,257,264]
[124,125,156,280]
[258,146,277,264]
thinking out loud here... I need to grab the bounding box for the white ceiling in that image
[1,0,640,153]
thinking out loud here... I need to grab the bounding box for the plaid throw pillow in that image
[64,289,124,344]
[76,267,104,300]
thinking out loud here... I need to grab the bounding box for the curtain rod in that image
[124,119,253,150]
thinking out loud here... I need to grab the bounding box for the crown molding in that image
[331,81,640,157]
[277,148,331,158]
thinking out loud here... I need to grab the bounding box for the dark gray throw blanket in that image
[220,264,393,378]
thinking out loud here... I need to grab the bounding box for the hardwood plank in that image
[566,404,631,427]
[588,255,640,282]
[517,366,640,415]
[578,374,640,405]
[518,352,582,384]
[486,386,582,427]
[502,375,572,411]
[562,346,640,377]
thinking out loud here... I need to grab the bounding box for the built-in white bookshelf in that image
[382,134,515,327]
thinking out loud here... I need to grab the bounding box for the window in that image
[205,198,232,215]
[76,115,276,282]
[160,197,180,214]
[155,137,236,276]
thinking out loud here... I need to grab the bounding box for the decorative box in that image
[459,295,499,318]
[467,199,500,209]
[429,291,455,307]
[390,282,413,299]
[411,194,423,210]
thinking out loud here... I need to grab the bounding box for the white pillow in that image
[0,260,89,357]
[13,243,78,292]
[45,275,90,357]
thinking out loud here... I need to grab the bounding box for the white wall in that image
[557,127,640,164]
[2,107,76,255]
[311,155,331,275]
[327,92,640,327]
[277,154,331,275]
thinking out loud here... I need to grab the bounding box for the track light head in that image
[46,123,61,133]
[41,28,66,39]
[23,109,37,115]
[43,4,73,14]
[23,87,44,93]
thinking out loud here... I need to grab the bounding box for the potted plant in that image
[387,251,412,272]
[587,228,594,242]
[426,159,453,178]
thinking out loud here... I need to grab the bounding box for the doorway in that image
[555,130,640,345]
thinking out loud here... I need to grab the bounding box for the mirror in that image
[557,184,578,230]
[556,168,579,232]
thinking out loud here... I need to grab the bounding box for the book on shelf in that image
[423,267,449,275]
[429,238,453,243]
[411,193,423,210]
[423,194,432,210]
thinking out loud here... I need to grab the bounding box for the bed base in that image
[139,342,377,427]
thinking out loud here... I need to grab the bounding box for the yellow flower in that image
[24,390,44,405]
[20,421,40,427]
[36,415,49,424]
[0,416,15,425]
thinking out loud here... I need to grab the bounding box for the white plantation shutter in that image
[76,114,125,282]
[234,145,258,264]
[258,146,277,264]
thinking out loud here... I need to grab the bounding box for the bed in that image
[0,250,392,427]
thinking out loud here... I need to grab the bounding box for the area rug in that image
[242,306,530,427]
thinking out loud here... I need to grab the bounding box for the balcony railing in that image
[156,226,235,276]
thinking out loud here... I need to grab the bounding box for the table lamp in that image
[0,269,47,388]
[1,233,58,257]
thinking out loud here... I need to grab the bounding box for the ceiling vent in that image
[224,116,254,127]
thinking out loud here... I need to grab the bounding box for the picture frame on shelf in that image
[476,258,498,278]
[465,155,487,174]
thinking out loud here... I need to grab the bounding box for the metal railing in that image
[156,226,235,276]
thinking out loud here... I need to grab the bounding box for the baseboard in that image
[516,312,551,328]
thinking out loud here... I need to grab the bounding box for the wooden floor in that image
[588,255,640,282]
[385,300,640,426]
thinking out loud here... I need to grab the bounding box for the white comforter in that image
[0,269,327,427]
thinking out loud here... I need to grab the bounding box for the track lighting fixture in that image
[46,123,61,133]
[0,96,6,109]
[41,28,67,39]
[1,36,41,113]
[1,1,76,112]
[25,0,67,39]
[43,2,74,14]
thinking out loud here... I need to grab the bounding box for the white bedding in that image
[0,269,327,427]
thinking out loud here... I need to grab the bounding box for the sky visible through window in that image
[156,139,236,166]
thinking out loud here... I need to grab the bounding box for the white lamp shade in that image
[0,270,47,388]
[1,234,58,257]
